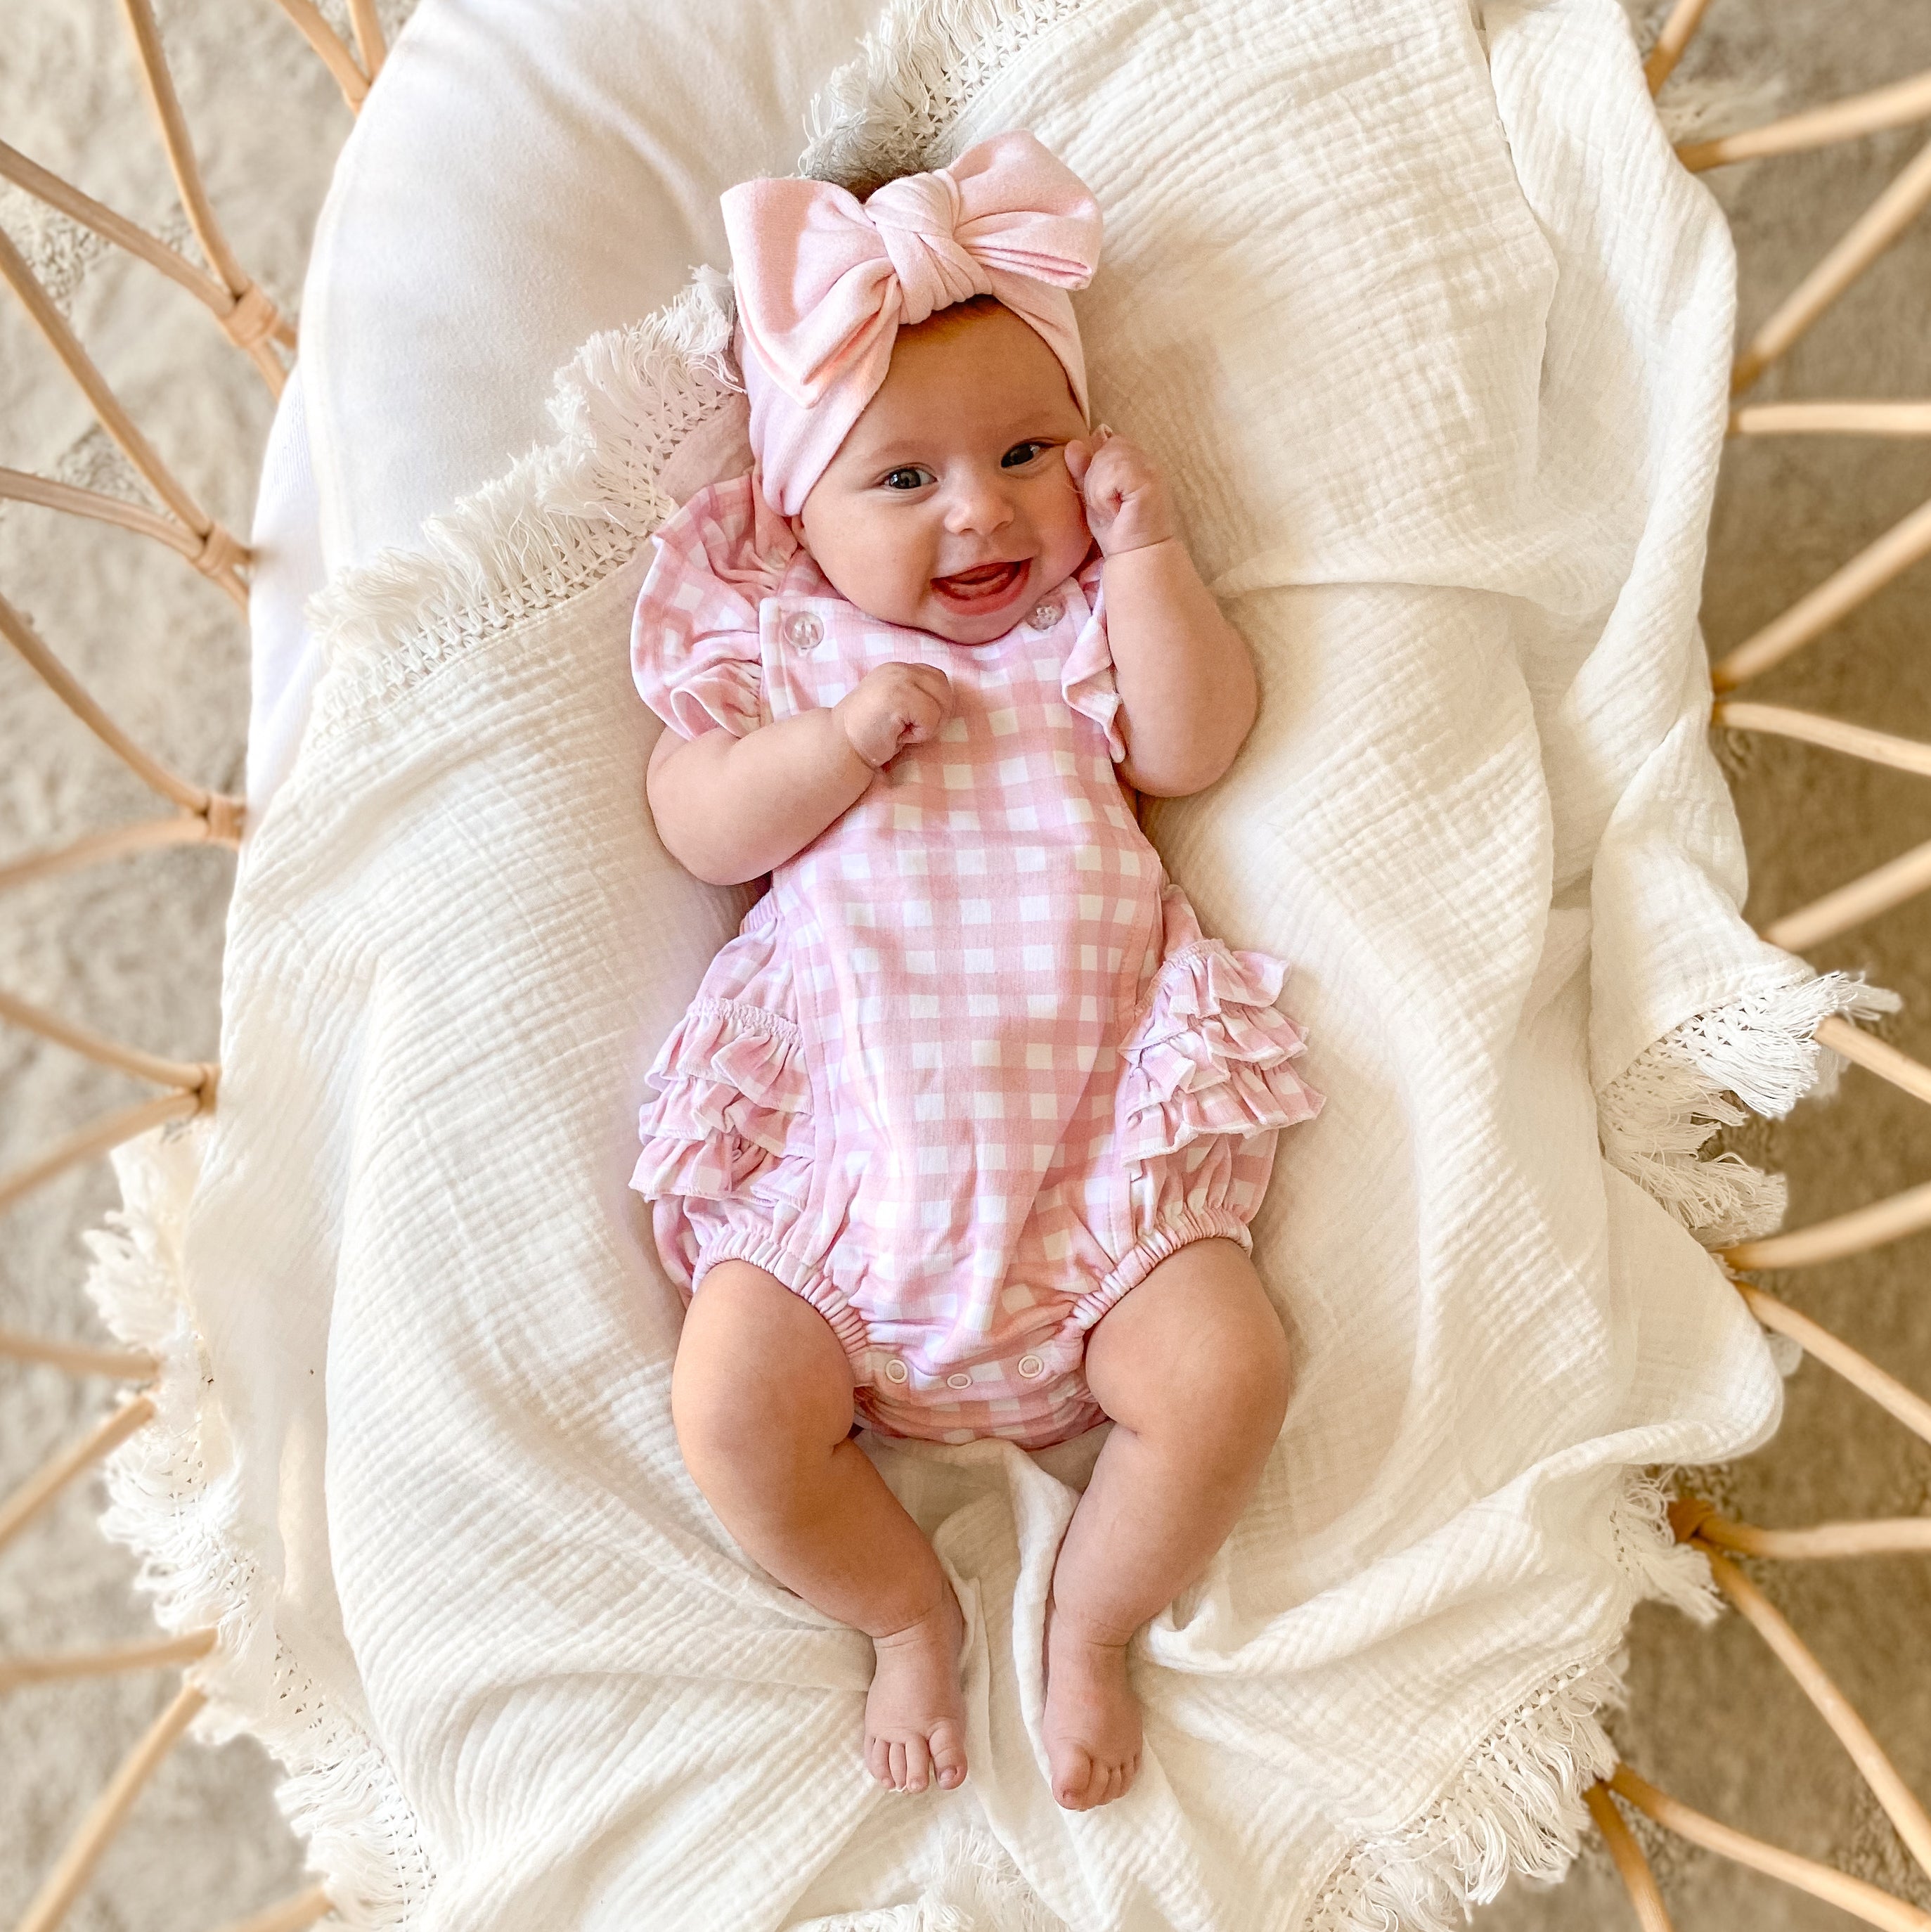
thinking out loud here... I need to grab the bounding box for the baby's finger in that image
[904,662,953,706]
[896,695,949,748]
[1062,436,1095,486]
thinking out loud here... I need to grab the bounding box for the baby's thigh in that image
[1083,1239,1291,1440]
[672,1262,856,1460]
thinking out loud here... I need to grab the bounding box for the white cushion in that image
[302,0,881,574]
[245,366,326,818]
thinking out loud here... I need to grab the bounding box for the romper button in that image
[1024,599,1063,631]
[882,1358,910,1384]
[783,610,823,652]
[1016,1353,1045,1379]
[945,1372,973,1389]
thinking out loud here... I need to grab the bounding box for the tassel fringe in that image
[83,1126,432,1927]
[1597,970,1899,1247]
[306,273,740,735]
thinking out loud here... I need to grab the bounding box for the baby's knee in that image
[1095,1256,1292,1450]
[1179,1306,1291,1448]
[671,1268,853,1489]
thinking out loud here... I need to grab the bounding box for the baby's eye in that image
[1000,441,1052,470]
[881,466,935,491]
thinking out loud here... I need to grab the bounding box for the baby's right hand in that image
[837,662,954,770]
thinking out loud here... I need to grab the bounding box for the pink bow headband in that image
[721,131,1103,515]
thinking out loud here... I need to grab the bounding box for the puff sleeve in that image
[631,474,793,740]
[1059,550,1126,763]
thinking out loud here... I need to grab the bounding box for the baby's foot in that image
[1042,1603,1143,1810]
[865,1587,968,1794]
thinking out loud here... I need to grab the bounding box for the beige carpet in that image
[1,2,1927,1926]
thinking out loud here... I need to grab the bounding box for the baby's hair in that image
[808,150,948,205]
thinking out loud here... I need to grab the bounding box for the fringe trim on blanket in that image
[799,0,1094,192]
[1302,1465,1706,1932]
[1303,1649,1623,1932]
[83,1126,432,1929]
[306,272,740,734]
[1597,970,1899,1247]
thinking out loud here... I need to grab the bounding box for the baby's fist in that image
[1064,427,1176,557]
[838,661,954,769]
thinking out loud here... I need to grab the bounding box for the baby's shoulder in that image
[650,472,808,605]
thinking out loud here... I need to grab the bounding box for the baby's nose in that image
[943,472,1016,534]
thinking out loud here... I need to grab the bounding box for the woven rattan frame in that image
[1,5,1927,1927]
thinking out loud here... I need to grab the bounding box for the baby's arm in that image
[1064,432,1257,797]
[647,661,952,884]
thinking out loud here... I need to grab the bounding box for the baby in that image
[631,131,1320,1811]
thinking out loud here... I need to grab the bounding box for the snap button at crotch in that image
[1024,599,1063,631]
[945,1372,973,1389]
[783,610,824,652]
[1016,1353,1046,1379]
[881,1357,910,1385]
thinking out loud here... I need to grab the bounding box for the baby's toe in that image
[931,1720,968,1791]
[1051,1745,1097,1810]
[865,1735,891,1787]
[902,1733,931,1793]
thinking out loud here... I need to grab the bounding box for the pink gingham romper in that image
[631,475,1322,1448]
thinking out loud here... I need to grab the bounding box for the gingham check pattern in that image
[632,476,1319,1446]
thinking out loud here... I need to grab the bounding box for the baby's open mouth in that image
[931,558,1031,610]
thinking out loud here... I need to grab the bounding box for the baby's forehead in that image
[856,308,1085,437]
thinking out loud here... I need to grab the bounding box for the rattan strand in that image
[1610,1767,1931,1932]
[1712,493,1931,690]
[1732,137,1931,394]
[0,1397,156,1557]
[0,1631,213,1696]
[1680,68,1931,170]
[1714,702,1931,778]
[0,1327,155,1382]
[205,1884,337,1932]
[1701,1552,1931,1878]
[0,816,233,899]
[13,1682,207,1932]
[1584,1784,1676,1932]
[268,0,370,108]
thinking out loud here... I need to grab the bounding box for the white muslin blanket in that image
[87,0,1881,1926]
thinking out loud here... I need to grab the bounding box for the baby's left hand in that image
[1064,428,1176,558]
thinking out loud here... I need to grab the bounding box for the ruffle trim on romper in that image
[631,998,810,1199]
[1118,941,1324,1161]
[1058,559,1125,761]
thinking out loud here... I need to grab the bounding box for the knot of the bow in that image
[866,171,991,326]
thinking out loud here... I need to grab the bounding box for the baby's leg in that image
[673,1261,967,1792]
[1043,1239,1291,1810]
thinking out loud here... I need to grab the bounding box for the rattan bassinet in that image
[4,2,1931,1927]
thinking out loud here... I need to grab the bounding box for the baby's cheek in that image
[1040,479,1097,577]
[818,508,939,628]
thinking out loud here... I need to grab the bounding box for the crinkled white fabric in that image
[125,0,1814,1926]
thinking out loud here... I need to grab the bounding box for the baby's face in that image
[797,302,1094,645]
